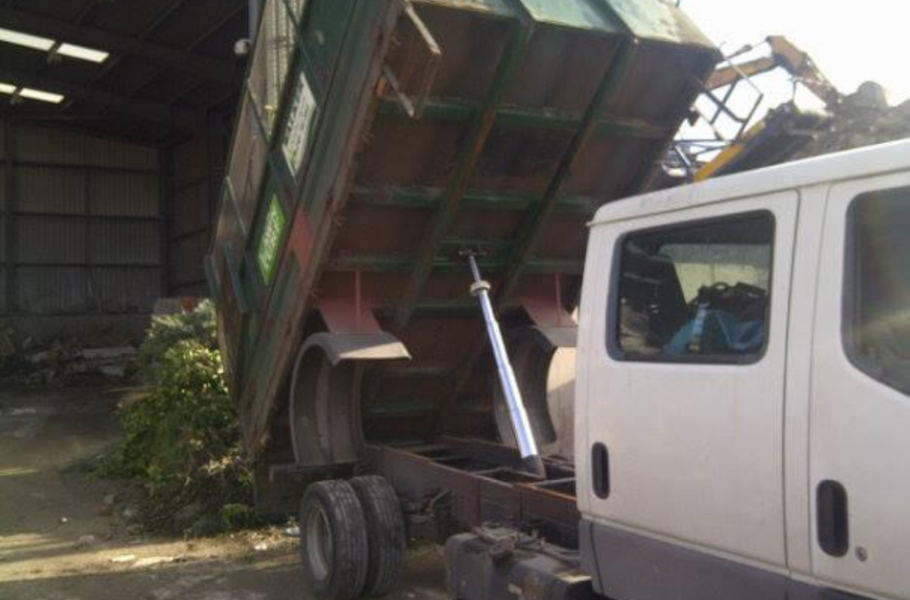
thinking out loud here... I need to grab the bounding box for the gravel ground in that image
[0,384,448,600]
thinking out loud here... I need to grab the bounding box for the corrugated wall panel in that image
[17,125,157,170]
[1,121,168,326]
[92,268,160,313]
[18,266,90,314]
[91,220,160,265]
[18,166,87,214]
[18,216,86,264]
[91,172,159,217]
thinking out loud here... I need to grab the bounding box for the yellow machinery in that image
[690,36,840,181]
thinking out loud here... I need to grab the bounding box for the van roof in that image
[591,138,910,226]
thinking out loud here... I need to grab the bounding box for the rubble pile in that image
[794,82,910,159]
[0,326,137,385]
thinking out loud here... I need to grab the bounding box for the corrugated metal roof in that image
[0,0,245,144]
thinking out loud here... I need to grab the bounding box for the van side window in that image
[845,188,910,395]
[610,211,775,363]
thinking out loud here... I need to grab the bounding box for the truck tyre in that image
[350,476,406,597]
[299,480,369,600]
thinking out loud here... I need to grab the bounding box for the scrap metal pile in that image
[791,81,910,160]
[667,37,910,181]
[0,326,137,384]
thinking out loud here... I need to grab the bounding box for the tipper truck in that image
[207,1,910,600]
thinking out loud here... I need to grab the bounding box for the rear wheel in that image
[299,480,369,600]
[350,476,407,597]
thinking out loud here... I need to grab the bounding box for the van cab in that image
[576,140,910,600]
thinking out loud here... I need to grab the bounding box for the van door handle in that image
[817,480,849,557]
[592,443,610,499]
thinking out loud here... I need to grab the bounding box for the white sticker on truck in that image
[283,72,318,177]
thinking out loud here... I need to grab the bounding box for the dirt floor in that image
[0,384,448,600]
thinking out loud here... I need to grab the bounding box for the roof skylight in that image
[0,27,55,52]
[57,43,109,63]
[0,26,109,63]
[0,81,65,104]
[18,88,65,104]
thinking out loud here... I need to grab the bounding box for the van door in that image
[581,192,798,599]
[810,177,910,600]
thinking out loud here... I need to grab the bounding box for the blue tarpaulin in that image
[665,310,764,355]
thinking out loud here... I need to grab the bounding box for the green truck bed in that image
[207,0,717,465]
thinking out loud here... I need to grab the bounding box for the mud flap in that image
[299,332,411,366]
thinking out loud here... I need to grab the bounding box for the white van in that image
[576,139,910,600]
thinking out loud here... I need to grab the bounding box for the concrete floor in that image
[0,384,448,600]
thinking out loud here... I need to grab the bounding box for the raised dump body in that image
[208,0,718,469]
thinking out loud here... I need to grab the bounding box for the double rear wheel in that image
[299,476,406,600]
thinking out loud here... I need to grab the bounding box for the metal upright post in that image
[248,0,262,43]
[4,119,17,314]
[464,252,545,479]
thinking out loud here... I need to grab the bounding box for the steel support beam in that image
[81,0,193,97]
[158,146,171,297]
[0,66,202,131]
[249,0,262,41]
[0,158,157,175]
[132,2,247,102]
[3,119,16,312]
[0,7,237,85]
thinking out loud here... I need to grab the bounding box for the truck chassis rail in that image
[366,436,579,548]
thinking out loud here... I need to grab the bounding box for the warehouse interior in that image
[0,0,249,341]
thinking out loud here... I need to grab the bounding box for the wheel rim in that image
[305,504,333,581]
